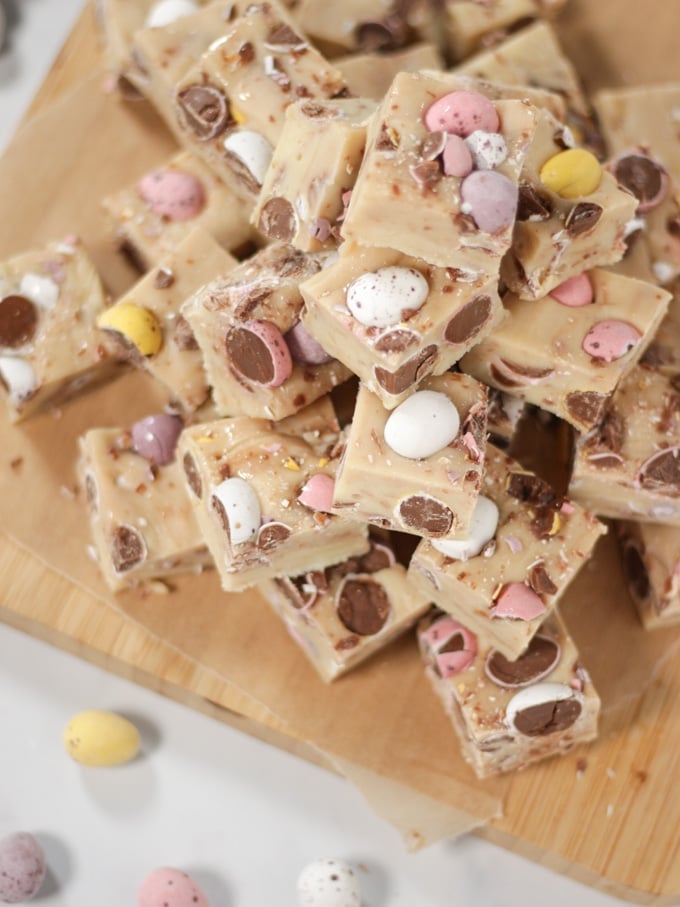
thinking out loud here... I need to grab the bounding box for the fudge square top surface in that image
[408,444,606,659]
[0,237,113,420]
[340,71,543,272]
[332,372,488,541]
[180,242,351,419]
[300,240,502,409]
[461,268,672,432]
[570,365,680,525]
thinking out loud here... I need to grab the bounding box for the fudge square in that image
[180,242,352,420]
[173,0,347,200]
[332,373,488,540]
[101,150,257,271]
[642,280,680,377]
[617,521,680,630]
[78,421,212,593]
[461,269,671,432]
[340,71,543,273]
[177,412,369,591]
[0,237,117,422]
[336,43,443,102]
[259,535,431,682]
[408,444,606,660]
[569,365,680,526]
[252,96,377,251]
[97,226,237,412]
[300,240,501,409]
[501,114,638,300]
[417,608,600,778]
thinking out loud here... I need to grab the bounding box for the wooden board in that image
[1,2,679,903]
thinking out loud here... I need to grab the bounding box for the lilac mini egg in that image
[131,413,184,465]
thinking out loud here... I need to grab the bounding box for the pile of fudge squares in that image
[1,0,679,779]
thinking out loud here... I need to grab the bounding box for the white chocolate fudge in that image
[259,536,431,681]
[301,241,501,408]
[253,97,377,251]
[418,609,600,778]
[97,0,212,94]
[78,423,211,592]
[333,373,488,540]
[127,1,238,129]
[594,83,680,185]
[0,238,117,422]
[177,413,369,591]
[487,388,526,449]
[617,521,680,629]
[292,0,435,57]
[501,115,638,299]
[641,280,680,376]
[461,269,671,432]
[455,21,602,154]
[607,152,680,288]
[181,243,351,419]
[439,0,568,63]
[569,365,680,526]
[173,0,347,200]
[340,72,545,273]
[408,445,606,659]
[98,227,237,411]
[102,151,257,272]
[337,43,443,101]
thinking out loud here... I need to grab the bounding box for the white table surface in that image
[0,3,634,905]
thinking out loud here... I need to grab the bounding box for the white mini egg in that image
[432,495,499,560]
[223,131,274,187]
[19,273,60,309]
[346,266,428,327]
[505,682,581,731]
[0,356,37,404]
[145,0,199,28]
[212,477,261,546]
[297,858,361,907]
[383,390,460,459]
[464,130,508,170]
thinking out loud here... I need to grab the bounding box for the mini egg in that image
[384,390,460,459]
[97,303,163,357]
[298,473,335,511]
[223,130,274,187]
[284,320,333,365]
[131,413,184,465]
[346,266,428,328]
[226,320,292,387]
[63,709,141,767]
[0,356,38,405]
[145,0,199,28]
[460,170,518,233]
[431,495,499,560]
[0,833,46,903]
[211,476,261,545]
[582,319,641,362]
[297,859,361,907]
[464,130,508,170]
[424,90,499,138]
[492,583,546,621]
[137,169,205,221]
[19,273,60,310]
[138,867,209,907]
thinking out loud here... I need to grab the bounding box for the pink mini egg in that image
[298,473,335,512]
[492,583,546,621]
[137,169,206,221]
[582,320,642,362]
[0,833,46,903]
[284,320,333,365]
[460,170,518,234]
[226,319,293,387]
[442,134,473,178]
[138,867,209,907]
[549,272,594,307]
[424,90,499,137]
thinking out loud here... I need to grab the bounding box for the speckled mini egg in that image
[63,709,140,767]
[297,859,361,907]
[138,867,209,907]
[0,833,46,903]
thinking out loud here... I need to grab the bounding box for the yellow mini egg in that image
[63,709,141,767]
[97,302,162,356]
[539,148,602,199]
